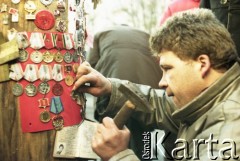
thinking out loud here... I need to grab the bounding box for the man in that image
[73,8,240,160]
[86,25,164,159]
[200,0,240,56]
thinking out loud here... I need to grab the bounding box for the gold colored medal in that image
[40,110,51,123]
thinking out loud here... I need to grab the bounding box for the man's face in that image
[159,51,205,108]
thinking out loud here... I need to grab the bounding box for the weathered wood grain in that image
[0,1,88,160]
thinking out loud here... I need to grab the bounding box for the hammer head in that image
[118,82,153,113]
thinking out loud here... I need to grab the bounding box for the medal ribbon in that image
[50,96,64,114]
[9,63,24,81]
[24,64,38,82]
[54,33,65,50]
[52,64,64,81]
[63,33,74,50]
[38,64,52,81]
[29,32,45,49]
[43,32,55,49]
[16,32,30,49]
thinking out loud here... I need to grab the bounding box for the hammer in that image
[113,82,152,129]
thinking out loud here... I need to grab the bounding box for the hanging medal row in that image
[9,32,83,133]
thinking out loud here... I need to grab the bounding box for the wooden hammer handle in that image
[113,100,135,129]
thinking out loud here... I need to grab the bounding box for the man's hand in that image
[73,61,112,96]
[92,117,130,161]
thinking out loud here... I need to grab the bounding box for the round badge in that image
[40,110,51,123]
[25,83,37,97]
[12,83,23,96]
[38,82,50,94]
[63,51,73,63]
[52,115,64,131]
[18,50,29,62]
[30,51,43,63]
[34,10,55,30]
[65,74,74,86]
[54,51,63,63]
[43,51,54,63]
[52,83,63,96]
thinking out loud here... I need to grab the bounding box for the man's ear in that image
[197,54,211,78]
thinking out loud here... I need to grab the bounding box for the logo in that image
[142,132,239,160]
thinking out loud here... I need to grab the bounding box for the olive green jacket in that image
[101,62,240,161]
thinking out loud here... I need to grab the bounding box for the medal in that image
[30,50,43,63]
[54,33,64,50]
[63,51,73,63]
[38,81,50,95]
[57,0,66,12]
[40,110,51,123]
[72,63,79,73]
[52,115,64,130]
[65,74,74,86]
[73,50,80,63]
[9,63,24,96]
[52,83,63,96]
[42,51,54,63]
[12,83,23,96]
[38,98,51,123]
[34,10,55,30]
[25,83,37,96]
[54,51,63,63]
[56,19,67,32]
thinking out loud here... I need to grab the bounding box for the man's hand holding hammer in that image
[73,61,137,160]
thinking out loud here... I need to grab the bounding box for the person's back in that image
[159,0,200,25]
[87,25,162,159]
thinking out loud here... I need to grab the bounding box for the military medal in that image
[57,0,66,12]
[54,51,63,63]
[52,64,64,82]
[24,64,38,97]
[52,115,64,130]
[73,50,80,63]
[63,51,73,63]
[18,50,29,62]
[38,64,52,95]
[30,50,43,63]
[51,96,64,130]
[65,74,74,86]
[72,63,79,73]
[12,83,24,97]
[43,51,54,63]
[34,10,55,30]
[9,63,24,97]
[56,19,67,32]
[40,110,51,123]
[52,82,63,96]
[38,98,51,123]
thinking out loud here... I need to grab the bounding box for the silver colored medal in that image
[12,83,23,96]
[30,51,43,63]
[63,51,73,63]
[18,49,29,62]
[25,83,37,97]
[38,82,50,95]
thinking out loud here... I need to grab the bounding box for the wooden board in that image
[0,1,87,161]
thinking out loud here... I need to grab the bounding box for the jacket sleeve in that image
[109,149,140,161]
[99,78,179,134]
[86,32,101,68]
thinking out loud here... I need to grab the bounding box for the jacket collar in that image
[172,62,240,125]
